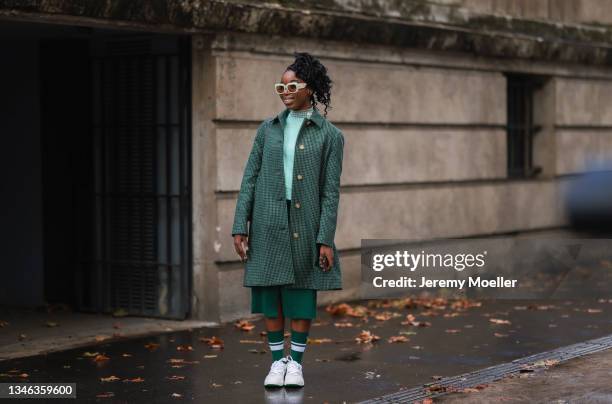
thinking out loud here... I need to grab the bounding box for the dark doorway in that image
[40,38,91,308]
[40,31,192,319]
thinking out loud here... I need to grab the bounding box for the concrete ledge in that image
[0,307,212,361]
[3,0,612,65]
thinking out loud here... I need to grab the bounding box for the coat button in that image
[293,232,299,239]
[305,120,311,126]
[295,202,301,209]
[299,144,305,150]
[296,174,303,180]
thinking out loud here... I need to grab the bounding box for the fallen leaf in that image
[533,359,559,367]
[494,333,508,338]
[176,345,193,351]
[123,377,145,383]
[401,317,431,327]
[95,335,111,342]
[445,329,461,334]
[144,342,160,351]
[307,338,333,344]
[204,355,218,359]
[355,330,380,344]
[326,303,370,318]
[171,393,183,398]
[166,375,186,381]
[239,339,264,344]
[211,382,223,388]
[45,321,59,327]
[199,336,224,349]
[450,299,481,310]
[586,308,602,313]
[94,354,110,362]
[489,318,511,325]
[82,352,100,357]
[420,310,440,317]
[0,321,8,327]
[18,334,27,341]
[100,375,120,382]
[387,335,409,343]
[334,321,355,328]
[96,392,115,398]
[234,320,255,332]
[374,311,401,321]
[121,353,132,357]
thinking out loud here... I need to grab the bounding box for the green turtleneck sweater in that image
[283,106,314,200]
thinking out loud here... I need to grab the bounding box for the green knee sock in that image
[290,329,309,363]
[267,329,285,361]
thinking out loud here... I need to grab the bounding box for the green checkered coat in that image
[231,107,344,290]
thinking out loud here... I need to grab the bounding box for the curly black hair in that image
[286,52,333,117]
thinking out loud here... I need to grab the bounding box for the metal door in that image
[77,34,192,319]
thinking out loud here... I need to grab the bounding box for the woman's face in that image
[279,69,312,111]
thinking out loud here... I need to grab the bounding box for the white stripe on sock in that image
[269,343,285,351]
[291,343,306,352]
[291,340,307,347]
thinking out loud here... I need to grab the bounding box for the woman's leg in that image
[289,318,311,363]
[264,293,285,361]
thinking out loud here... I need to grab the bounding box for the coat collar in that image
[272,106,324,130]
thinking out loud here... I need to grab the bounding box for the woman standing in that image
[231,52,344,388]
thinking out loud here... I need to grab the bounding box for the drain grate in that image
[358,333,612,403]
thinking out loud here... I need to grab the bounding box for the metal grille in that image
[506,73,544,178]
[77,35,192,319]
[358,333,612,403]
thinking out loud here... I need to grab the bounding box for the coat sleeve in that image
[316,130,345,247]
[231,121,267,237]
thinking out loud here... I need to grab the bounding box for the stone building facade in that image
[2,0,612,323]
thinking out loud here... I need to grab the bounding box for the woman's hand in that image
[318,244,333,272]
[234,234,248,262]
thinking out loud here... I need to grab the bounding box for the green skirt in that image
[250,199,318,319]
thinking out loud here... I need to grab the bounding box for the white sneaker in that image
[283,355,304,387]
[264,357,287,387]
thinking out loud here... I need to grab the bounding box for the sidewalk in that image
[0,305,210,361]
[435,347,612,403]
[1,296,611,402]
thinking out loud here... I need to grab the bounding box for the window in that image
[506,73,546,178]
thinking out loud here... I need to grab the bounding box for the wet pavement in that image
[1,296,611,403]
